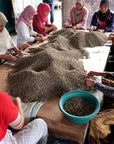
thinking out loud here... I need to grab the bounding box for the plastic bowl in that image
[58,91,100,124]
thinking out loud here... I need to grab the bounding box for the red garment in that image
[33,14,52,35]
[0,92,18,141]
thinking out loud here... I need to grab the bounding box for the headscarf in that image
[37,3,51,22]
[100,0,109,8]
[97,0,111,22]
[15,5,37,30]
[75,0,84,7]
[70,0,85,26]
[0,12,8,26]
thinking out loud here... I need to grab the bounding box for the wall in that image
[0,0,15,32]
[62,0,114,28]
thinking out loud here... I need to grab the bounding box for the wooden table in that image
[36,46,110,144]
[0,44,110,144]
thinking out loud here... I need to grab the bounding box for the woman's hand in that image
[35,36,44,42]
[87,71,105,78]
[84,79,95,87]
[89,28,94,32]
[0,54,17,62]
[97,29,105,33]
[108,34,114,40]
[16,50,23,57]
[87,71,99,77]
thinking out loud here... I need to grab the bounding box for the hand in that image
[35,36,44,42]
[13,97,21,107]
[37,33,43,37]
[84,79,95,87]
[52,25,57,31]
[16,50,23,57]
[5,55,17,62]
[108,34,114,40]
[97,29,105,33]
[63,23,68,28]
[89,28,93,32]
[87,71,98,78]
[71,25,78,30]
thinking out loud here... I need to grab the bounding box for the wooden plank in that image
[37,97,88,144]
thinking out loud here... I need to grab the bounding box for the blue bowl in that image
[58,91,100,124]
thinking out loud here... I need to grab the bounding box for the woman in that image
[0,92,48,144]
[63,0,88,30]
[89,0,114,32]
[16,5,44,50]
[0,12,23,64]
[33,3,57,36]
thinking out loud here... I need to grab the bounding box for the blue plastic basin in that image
[58,91,100,124]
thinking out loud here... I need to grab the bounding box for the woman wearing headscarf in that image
[0,12,23,64]
[33,3,57,36]
[63,0,88,30]
[89,0,114,32]
[16,5,44,50]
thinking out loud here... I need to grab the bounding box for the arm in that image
[33,15,46,33]
[12,47,23,56]
[75,8,88,29]
[89,12,98,31]
[9,97,24,130]
[0,54,17,62]
[94,82,114,98]
[18,22,35,42]
[84,79,114,98]
[105,13,114,32]
[87,71,106,78]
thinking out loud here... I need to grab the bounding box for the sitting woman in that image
[63,0,88,30]
[33,3,57,36]
[89,0,114,32]
[0,12,23,64]
[15,5,44,50]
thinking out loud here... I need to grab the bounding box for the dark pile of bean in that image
[64,97,94,116]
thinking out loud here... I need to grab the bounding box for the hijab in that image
[37,3,51,22]
[70,0,85,26]
[15,5,37,30]
[0,12,8,26]
[97,0,111,22]
[0,12,15,54]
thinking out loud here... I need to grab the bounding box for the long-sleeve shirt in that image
[64,7,88,29]
[90,11,114,32]
[33,14,52,35]
[94,72,114,98]
[16,21,37,47]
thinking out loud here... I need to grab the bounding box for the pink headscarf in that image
[37,3,51,22]
[15,5,37,30]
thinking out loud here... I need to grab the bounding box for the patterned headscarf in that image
[37,3,51,22]
[75,0,84,7]
[15,5,37,30]
[0,12,8,26]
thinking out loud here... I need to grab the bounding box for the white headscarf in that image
[75,0,84,7]
[0,12,8,26]
[0,12,15,55]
